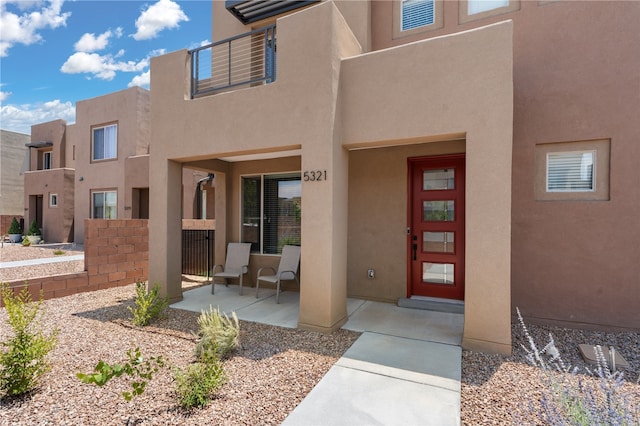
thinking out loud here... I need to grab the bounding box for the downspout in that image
[196,174,214,219]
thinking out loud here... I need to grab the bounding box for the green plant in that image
[77,347,165,401]
[0,285,58,397]
[7,218,21,234]
[174,351,226,409]
[53,250,65,256]
[21,238,30,247]
[26,220,40,236]
[194,307,240,360]
[128,281,169,326]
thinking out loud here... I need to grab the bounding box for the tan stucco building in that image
[0,129,29,234]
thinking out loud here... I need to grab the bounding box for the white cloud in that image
[60,52,149,81]
[128,70,150,88]
[132,0,188,41]
[0,99,75,134]
[0,0,71,57]
[0,91,11,102]
[74,27,123,52]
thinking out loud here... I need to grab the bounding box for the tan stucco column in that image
[298,142,350,333]
[149,159,183,302]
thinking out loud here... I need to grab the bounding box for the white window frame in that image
[546,150,596,193]
[92,123,118,161]
[393,0,443,39]
[240,171,301,255]
[49,193,58,207]
[91,190,117,219]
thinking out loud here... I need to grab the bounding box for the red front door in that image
[408,155,465,300]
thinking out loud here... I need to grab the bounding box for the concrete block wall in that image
[2,219,149,305]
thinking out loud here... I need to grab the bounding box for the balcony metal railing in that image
[190,25,276,98]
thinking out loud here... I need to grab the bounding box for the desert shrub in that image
[77,347,165,401]
[26,220,40,236]
[517,308,639,425]
[8,218,21,234]
[174,351,226,409]
[53,250,65,256]
[21,237,30,247]
[194,307,240,360]
[0,285,58,397]
[128,281,169,326]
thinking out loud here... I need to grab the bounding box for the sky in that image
[0,0,212,135]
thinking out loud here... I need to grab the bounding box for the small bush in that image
[174,352,226,409]
[26,220,40,236]
[52,250,65,256]
[128,281,169,326]
[21,238,30,247]
[194,307,240,360]
[0,285,58,397]
[8,218,21,234]
[77,347,165,401]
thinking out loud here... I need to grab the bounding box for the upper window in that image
[92,124,117,161]
[241,173,301,255]
[402,0,435,31]
[43,151,52,170]
[92,190,117,219]
[459,0,520,24]
[393,0,443,39]
[535,139,610,201]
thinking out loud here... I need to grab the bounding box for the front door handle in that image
[412,243,417,261]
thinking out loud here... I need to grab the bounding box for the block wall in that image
[2,219,149,304]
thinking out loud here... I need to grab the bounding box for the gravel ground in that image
[1,244,638,425]
[0,244,85,282]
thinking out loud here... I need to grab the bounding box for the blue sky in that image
[0,0,212,135]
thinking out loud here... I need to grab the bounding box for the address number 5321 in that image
[303,170,327,182]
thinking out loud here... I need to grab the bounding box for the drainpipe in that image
[196,174,214,219]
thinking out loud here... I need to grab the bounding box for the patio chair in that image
[212,242,251,295]
[255,245,300,303]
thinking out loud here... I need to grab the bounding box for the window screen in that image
[547,151,595,192]
[401,0,435,31]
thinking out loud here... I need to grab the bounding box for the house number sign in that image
[303,170,327,182]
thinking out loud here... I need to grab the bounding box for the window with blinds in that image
[401,0,435,31]
[546,151,595,192]
[92,124,117,161]
[241,173,301,254]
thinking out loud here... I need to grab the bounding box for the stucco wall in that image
[0,130,29,217]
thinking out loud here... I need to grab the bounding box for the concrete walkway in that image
[0,254,84,269]
[172,283,464,425]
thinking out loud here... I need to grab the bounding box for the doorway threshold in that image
[397,296,464,314]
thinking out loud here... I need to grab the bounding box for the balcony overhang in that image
[225,0,318,24]
[26,141,53,148]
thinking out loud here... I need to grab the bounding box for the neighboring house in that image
[71,87,152,243]
[152,0,635,354]
[23,87,215,244]
[0,129,29,234]
[23,120,75,243]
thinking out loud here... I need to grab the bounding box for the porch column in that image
[149,159,183,302]
[298,143,349,333]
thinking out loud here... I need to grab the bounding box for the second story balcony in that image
[190,25,276,98]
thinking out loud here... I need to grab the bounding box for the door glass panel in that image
[423,232,454,253]
[423,200,454,221]
[423,263,454,284]
[423,169,455,190]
